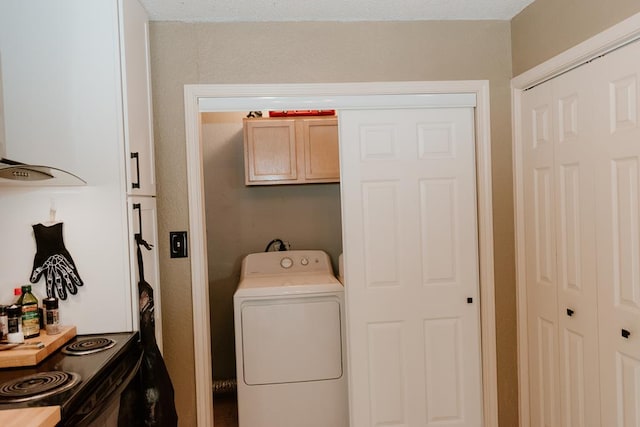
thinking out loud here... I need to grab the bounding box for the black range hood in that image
[0,158,86,186]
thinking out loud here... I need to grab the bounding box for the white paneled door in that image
[517,37,640,427]
[593,40,640,427]
[521,61,601,427]
[340,108,483,426]
[551,65,601,427]
[521,80,562,427]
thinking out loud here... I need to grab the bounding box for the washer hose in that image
[264,238,288,252]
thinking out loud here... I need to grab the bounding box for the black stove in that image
[0,331,141,426]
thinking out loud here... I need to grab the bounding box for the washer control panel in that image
[242,250,334,275]
[280,254,314,269]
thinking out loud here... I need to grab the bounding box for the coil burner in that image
[0,371,81,403]
[62,337,116,356]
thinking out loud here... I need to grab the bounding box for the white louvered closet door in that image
[592,39,640,427]
[340,108,483,427]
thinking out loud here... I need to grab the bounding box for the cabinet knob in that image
[622,329,631,339]
[566,308,574,317]
[467,297,473,304]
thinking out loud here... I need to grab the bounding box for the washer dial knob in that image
[300,257,309,266]
[280,257,293,269]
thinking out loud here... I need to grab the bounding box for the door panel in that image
[552,64,601,427]
[368,322,406,426]
[534,166,555,286]
[616,353,640,426]
[537,316,558,427]
[244,119,297,182]
[420,178,457,284]
[303,118,340,180]
[522,63,602,426]
[522,81,561,427]
[340,108,482,426]
[562,329,586,427]
[593,39,640,427]
[424,317,465,425]
[362,182,401,287]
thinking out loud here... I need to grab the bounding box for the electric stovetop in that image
[0,331,141,421]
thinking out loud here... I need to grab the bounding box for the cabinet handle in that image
[133,203,142,240]
[132,203,153,250]
[131,152,141,189]
[622,329,631,339]
[566,308,574,317]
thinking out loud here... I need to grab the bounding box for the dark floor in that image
[213,392,238,427]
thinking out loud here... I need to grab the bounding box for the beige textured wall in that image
[149,20,516,426]
[511,0,640,75]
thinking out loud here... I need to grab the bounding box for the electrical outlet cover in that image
[170,231,188,258]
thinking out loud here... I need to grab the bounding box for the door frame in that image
[511,11,640,427]
[183,81,497,426]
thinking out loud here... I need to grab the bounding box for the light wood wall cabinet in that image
[243,116,340,185]
[516,39,640,427]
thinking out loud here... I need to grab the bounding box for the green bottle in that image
[18,285,40,338]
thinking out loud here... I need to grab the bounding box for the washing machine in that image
[233,250,348,427]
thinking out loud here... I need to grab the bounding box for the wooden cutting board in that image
[0,326,76,368]
[0,406,60,427]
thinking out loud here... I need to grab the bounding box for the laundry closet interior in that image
[188,83,498,427]
[201,110,343,426]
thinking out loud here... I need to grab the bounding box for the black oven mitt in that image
[30,222,84,300]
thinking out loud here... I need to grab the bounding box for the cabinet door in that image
[0,0,123,186]
[302,118,340,182]
[121,0,156,196]
[593,40,640,427]
[244,119,297,184]
[128,196,163,353]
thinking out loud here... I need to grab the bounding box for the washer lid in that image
[235,273,343,298]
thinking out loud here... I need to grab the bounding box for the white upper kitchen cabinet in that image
[0,0,158,334]
[120,0,157,196]
[0,0,155,195]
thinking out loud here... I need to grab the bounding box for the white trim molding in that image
[184,86,214,427]
[511,11,640,427]
[184,81,498,426]
[512,12,640,90]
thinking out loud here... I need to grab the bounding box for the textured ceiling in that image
[139,0,536,22]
